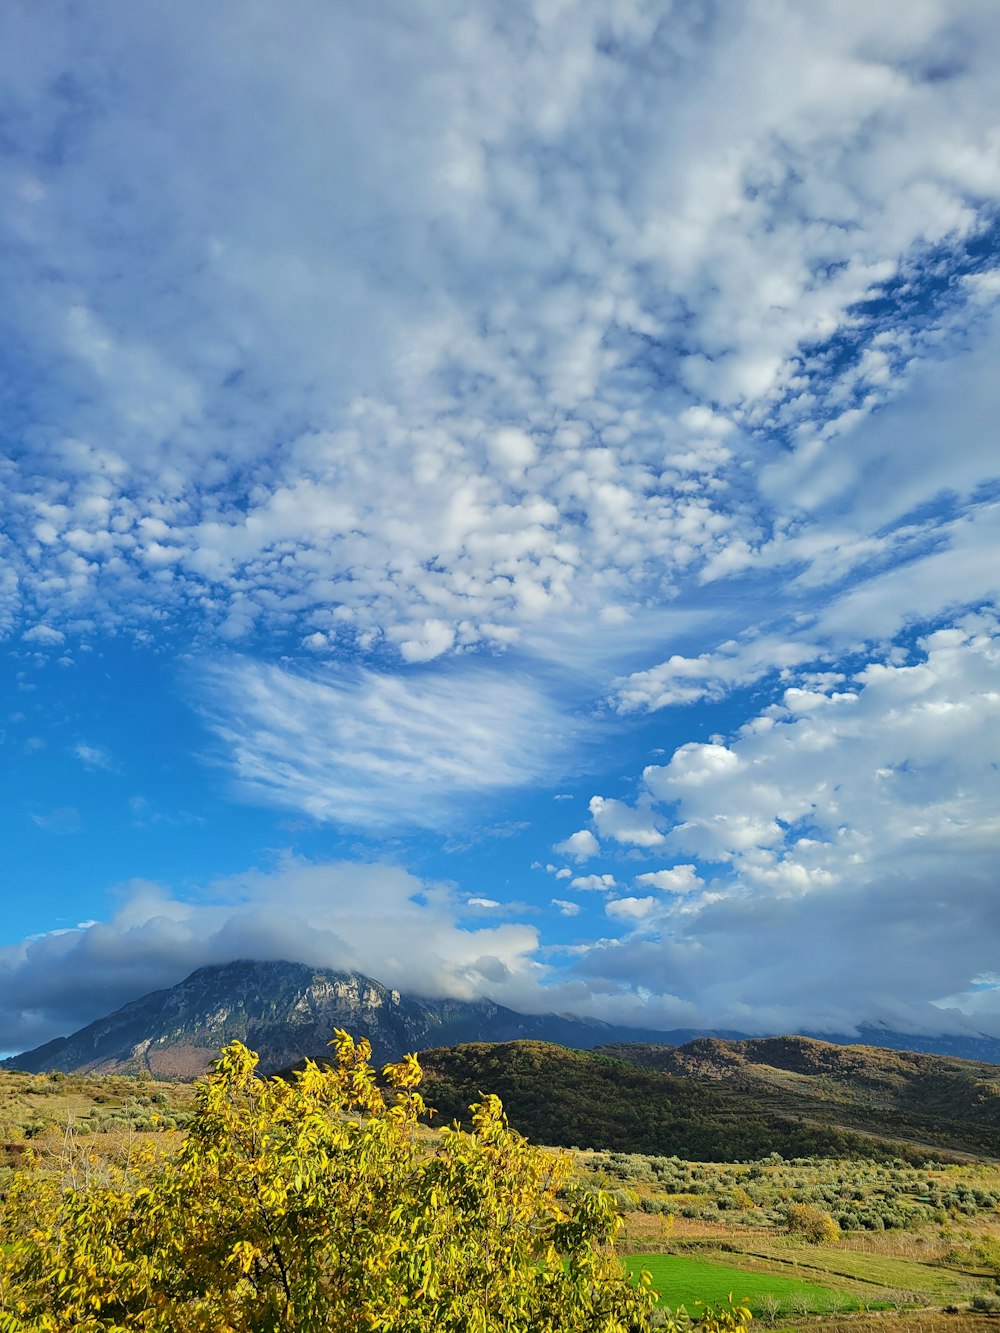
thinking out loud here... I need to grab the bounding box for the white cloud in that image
[635,865,704,893]
[643,619,1000,879]
[552,829,600,863]
[588,794,665,847]
[563,617,1000,1034]
[74,742,113,771]
[21,625,64,646]
[605,895,658,921]
[614,637,821,713]
[1,1,998,673]
[536,862,573,880]
[551,898,581,917]
[653,743,741,791]
[28,807,80,835]
[570,873,617,892]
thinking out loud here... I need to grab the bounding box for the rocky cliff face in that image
[3,960,671,1077]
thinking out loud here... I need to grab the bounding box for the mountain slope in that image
[420,1037,1000,1160]
[2,960,674,1077]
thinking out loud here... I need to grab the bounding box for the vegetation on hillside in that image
[3,1033,1000,1330]
[599,1037,1000,1155]
[0,1069,194,1200]
[580,1147,1000,1233]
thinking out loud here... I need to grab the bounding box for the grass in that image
[623,1252,851,1315]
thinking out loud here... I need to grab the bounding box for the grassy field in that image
[0,1069,194,1144]
[614,1209,1000,1327]
[623,1252,849,1316]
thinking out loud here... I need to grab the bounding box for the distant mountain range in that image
[5,958,1000,1077]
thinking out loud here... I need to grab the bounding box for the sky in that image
[2,0,1000,1055]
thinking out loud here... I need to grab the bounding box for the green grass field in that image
[624,1253,852,1315]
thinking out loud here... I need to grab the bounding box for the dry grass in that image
[800,1315,1000,1333]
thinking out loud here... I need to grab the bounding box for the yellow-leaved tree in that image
[0,1031,657,1332]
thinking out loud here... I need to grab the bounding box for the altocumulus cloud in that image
[2,0,998,661]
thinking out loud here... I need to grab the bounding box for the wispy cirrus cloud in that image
[74,742,114,771]
[197,657,585,830]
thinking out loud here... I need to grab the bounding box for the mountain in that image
[811,1025,1000,1064]
[419,1035,1000,1161]
[1,960,674,1077]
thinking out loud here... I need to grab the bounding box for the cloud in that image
[634,865,704,894]
[0,857,545,1053]
[643,618,1000,880]
[74,742,113,771]
[559,616,1000,1036]
[614,637,822,713]
[29,807,80,835]
[536,858,576,879]
[3,1,1000,1049]
[198,657,582,830]
[605,896,658,921]
[588,795,665,847]
[552,829,600,863]
[569,873,617,892]
[1,1,998,675]
[21,625,64,646]
[551,898,581,917]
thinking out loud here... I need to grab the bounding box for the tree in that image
[0,1031,657,1332]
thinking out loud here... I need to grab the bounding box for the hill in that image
[418,1037,1000,1161]
[1,960,674,1077]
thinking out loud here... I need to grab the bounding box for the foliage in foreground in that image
[0,1032,657,1332]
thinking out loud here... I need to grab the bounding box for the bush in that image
[784,1202,841,1244]
[0,1033,656,1332]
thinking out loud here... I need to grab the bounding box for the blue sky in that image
[3,0,1000,1053]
